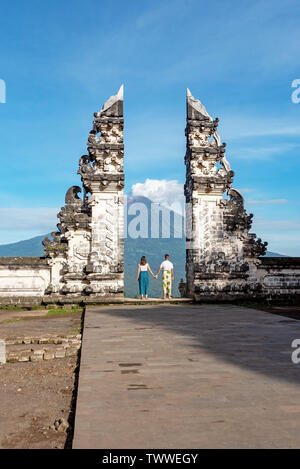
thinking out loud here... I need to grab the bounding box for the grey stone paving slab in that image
[73,304,300,448]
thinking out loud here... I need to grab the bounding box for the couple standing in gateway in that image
[137,254,174,300]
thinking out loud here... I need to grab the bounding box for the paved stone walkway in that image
[73,304,300,449]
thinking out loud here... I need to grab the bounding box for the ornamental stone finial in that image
[96,84,124,118]
[186,88,213,121]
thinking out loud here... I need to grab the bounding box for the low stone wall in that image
[1,256,299,305]
[0,258,50,304]
[258,257,300,302]
[0,257,126,306]
[180,257,300,303]
[3,333,82,363]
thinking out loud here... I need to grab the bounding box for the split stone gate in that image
[0,86,299,304]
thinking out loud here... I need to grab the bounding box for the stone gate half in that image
[184,89,300,302]
[42,85,125,300]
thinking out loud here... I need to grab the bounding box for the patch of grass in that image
[29,305,47,310]
[0,305,47,311]
[46,307,83,316]
[1,318,23,324]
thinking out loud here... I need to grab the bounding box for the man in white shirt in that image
[155,254,174,299]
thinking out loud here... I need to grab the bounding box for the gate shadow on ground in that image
[90,303,300,386]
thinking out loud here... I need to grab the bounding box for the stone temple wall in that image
[257,257,300,302]
[0,258,50,305]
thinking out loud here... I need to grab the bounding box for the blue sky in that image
[0,0,299,254]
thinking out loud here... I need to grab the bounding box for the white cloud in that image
[229,141,300,161]
[136,0,184,29]
[0,208,58,231]
[261,233,300,257]
[252,216,300,231]
[251,216,300,256]
[229,144,299,161]
[237,187,255,194]
[221,115,300,140]
[246,199,289,205]
[131,179,184,209]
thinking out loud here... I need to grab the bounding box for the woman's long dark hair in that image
[140,256,147,266]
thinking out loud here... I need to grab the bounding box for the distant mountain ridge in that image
[0,233,287,260]
[0,234,47,257]
[0,196,289,297]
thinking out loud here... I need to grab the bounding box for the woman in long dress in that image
[137,256,156,299]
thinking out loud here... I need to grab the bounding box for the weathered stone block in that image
[33,349,45,355]
[6,340,18,345]
[38,338,52,344]
[66,348,78,357]
[19,354,30,362]
[55,349,66,359]
[30,354,43,362]
[7,354,19,363]
[23,337,33,344]
[44,352,55,360]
